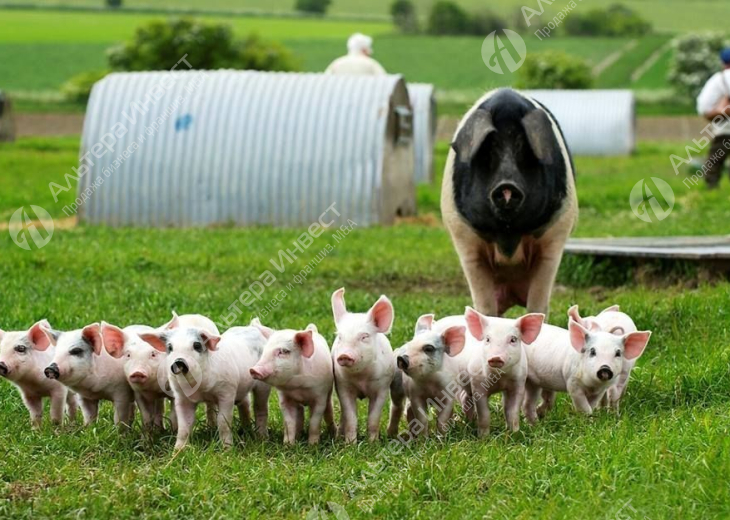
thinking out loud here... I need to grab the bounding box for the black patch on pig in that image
[451,89,573,258]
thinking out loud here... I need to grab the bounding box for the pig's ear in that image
[442,325,466,357]
[139,332,167,353]
[521,108,558,166]
[306,323,318,334]
[250,317,274,339]
[568,318,590,353]
[101,322,127,359]
[414,314,434,336]
[82,323,103,355]
[162,310,180,330]
[27,320,52,351]
[294,330,315,358]
[452,108,494,163]
[567,305,583,325]
[368,295,394,334]
[608,325,625,335]
[464,306,486,341]
[599,305,620,315]
[516,313,544,345]
[40,324,61,347]
[200,330,221,352]
[331,288,347,324]
[623,331,651,360]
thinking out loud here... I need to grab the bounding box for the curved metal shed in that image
[407,83,437,184]
[78,71,415,227]
[524,90,635,156]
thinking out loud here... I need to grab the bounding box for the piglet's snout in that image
[249,366,271,381]
[44,363,60,380]
[128,371,149,384]
[0,362,8,377]
[597,365,614,381]
[396,355,409,371]
[487,357,505,369]
[171,359,189,375]
[337,354,356,367]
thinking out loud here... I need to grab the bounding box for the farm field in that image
[0,0,726,32]
[1,135,730,518]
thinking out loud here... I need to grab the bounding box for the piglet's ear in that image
[294,330,315,358]
[568,318,589,354]
[368,295,394,334]
[465,306,486,341]
[82,323,103,355]
[40,324,61,347]
[414,314,434,336]
[599,305,620,315]
[517,313,544,345]
[623,331,651,361]
[331,287,347,324]
[28,319,52,351]
[567,305,583,325]
[306,323,318,334]
[442,325,466,357]
[101,322,127,359]
[250,317,274,339]
[201,330,221,352]
[139,332,167,353]
[162,310,180,330]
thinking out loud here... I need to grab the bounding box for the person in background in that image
[697,48,730,189]
[325,33,386,76]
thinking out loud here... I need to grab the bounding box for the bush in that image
[469,9,507,36]
[669,33,730,100]
[106,0,122,7]
[106,18,298,72]
[427,1,470,35]
[61,70,109,104]
[391,0,419,34]
[515,51,593,89]
[295,0,331,15]
[564,3,651,37]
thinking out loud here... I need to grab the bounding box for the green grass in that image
[1,0,728,32]
[1,135,730,518]
[596,34,671,89]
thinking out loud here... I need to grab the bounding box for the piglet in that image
[568,305,639,409]
[464,307,544,436]
[0,320,77,427]
[396,314,470,436]
[43,323,135,426]
[523,318,651,423]
[331,288,395,442]
[140,319,270,450]
[250,322,335,445]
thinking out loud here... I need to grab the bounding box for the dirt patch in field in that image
[16,113,84,137]
[0,216,77,231]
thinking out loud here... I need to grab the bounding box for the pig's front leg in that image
[460,251,499,317]
[22,394,43,429]
[436,396,455,434]
[252,383,270,438]
[337,383,358,443]
[537,389,556,418]
[49,390,67,426]
[307,399,327,445]
[409,395,429,437]
[80,397,99,426]
[525,245,564,317]
[135,393,156,430]
[503,385,524,432]
[522,381,542,425]
[216,396,236,448]
[66,393,79,421]
[113,397,135,428]
[206,403,218,428]
[366,389,389,442]
[237,395,251,430]
[474,389,491,438]
[167,399,178,432]
[567,384,593,415]
[324,393,336,437]
[174,398,197,450]
[280,397,299,445]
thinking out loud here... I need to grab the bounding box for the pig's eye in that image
[280,348,291,356]
[359,333,370,343]
[150,352,157,359]
[126,353,131,359]
[615,349,621,357]
[70,347,84,357]
[14,345,27,353]
[193,341,203,353]
[509,336,518,345]
[423,344,435,354]
[588,348,596,357]
[484,337,490,344]
[166,343,173,353]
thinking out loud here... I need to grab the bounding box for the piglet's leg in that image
[216,396,236,448]
[252,383,270,439]
[22,394,43,429]
[307,399,327,445]
[337,383,358,443]
[366,389,389,442]
[436,396,455,435]
[80,398,99,426]
[280,397,299,445]
[474,392,491,438]
[568,386,593,415]
[65,393,79,421]
[49,391,66,426]
[522,382,542,425]
[324,393,336,437]
[237,395,251,430]
[174,399,197,450]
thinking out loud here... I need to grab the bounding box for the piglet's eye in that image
[193,341,203,353]
[589,348,597,357]
[14,345,27,353]
[167,344,173,353]
[510,336,518,344]
[615,349,621,357]
[423,345,435,354]
[70,347,84,357]
[280,348,291,355]
[150,352,157,358]
[359,333,370,342]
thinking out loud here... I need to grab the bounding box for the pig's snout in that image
[491,182,524,210]
[397,355,409,372]
[337,354,356,367]
[44,363,60,380]
[597,365,614,381]
[171,359,189,375]
[128,371,148,384]
[249,366,270,381]
[0,362,8,377]
[488,357,505,369]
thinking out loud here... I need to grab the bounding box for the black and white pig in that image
[441,88,578,317]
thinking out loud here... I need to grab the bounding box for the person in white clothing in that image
[325,33,387,76]
[696,48,730,188]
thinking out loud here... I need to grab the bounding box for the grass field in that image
[1,135,730,518]
[1,0,727,32]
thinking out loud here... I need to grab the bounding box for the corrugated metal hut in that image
[407,83,437,184]
[0,91,15,142]
[525,89,635,156]
[78,71,415,227]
